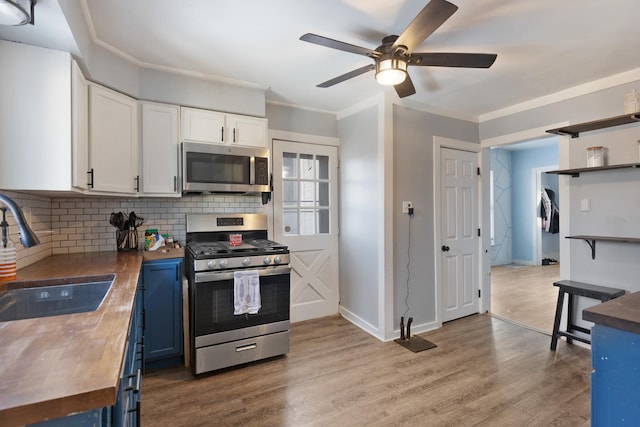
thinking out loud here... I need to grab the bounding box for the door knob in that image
[441,245,450,252]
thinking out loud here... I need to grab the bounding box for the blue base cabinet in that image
[591,324,640,426]
[142,258,183,370]
[29,276,144,427]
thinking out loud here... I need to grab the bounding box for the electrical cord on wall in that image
[403,207,414,318]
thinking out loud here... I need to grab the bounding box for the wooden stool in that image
[550,280,625,351]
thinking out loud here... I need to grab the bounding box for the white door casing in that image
[272,139,339,322]
[435,140,481,323]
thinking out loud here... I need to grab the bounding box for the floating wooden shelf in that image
[546,163,640,177]
[566,235,640,259]
[546,113,640,138]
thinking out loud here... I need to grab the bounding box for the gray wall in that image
[393,105,480,327]
[266,103,337,137]
[480,79,640,314]
[338,106,381,328]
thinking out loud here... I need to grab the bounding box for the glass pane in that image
[318,209,330,234]
[318,182,329,207]
[283,210,298,235]
[300,154,315,179]
[300,181,316,207]
[282,152,297,179]
[317,155,329,180]
[283,181,298,208]
[300,209,316,235]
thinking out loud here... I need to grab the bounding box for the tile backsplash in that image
[0,190,264,270]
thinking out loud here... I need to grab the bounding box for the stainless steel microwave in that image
[182,142,270,194]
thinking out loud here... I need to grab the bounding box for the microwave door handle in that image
[250,155,255,185]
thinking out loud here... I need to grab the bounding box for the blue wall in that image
[511,144,558,263]
[491,148,512,266]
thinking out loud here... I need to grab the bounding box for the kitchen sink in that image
[0,274,114,322]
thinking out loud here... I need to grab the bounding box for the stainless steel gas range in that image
[185,213,290,375]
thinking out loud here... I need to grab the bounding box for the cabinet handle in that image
[125,368,142,393]
[221,126,224,142]
[87,168,94,189]
[173,175,178,192]
[236,343,257,352]
[127,399,141,426]
[134,175,140,192]
[233,128,236,143]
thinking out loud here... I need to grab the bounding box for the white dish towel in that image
[233,270,261,315]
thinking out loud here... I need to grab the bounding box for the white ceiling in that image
[2,0,640,119]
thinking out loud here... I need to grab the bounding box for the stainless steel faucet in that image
[0,193,39,248]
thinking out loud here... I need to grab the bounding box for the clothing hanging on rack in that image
[540,188,559,234]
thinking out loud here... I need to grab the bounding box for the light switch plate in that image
[581,198,591,212]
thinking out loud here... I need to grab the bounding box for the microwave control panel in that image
[255,157,269,185]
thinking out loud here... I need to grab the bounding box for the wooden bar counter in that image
[0,251,143,427]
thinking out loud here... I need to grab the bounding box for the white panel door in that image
[273,140,339,322]
[441,147,479,322]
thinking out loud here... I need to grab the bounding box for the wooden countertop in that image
[583,291,640,335]
[142,245,184,261]
[0,251,143,427]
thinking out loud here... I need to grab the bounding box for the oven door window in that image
[194,273,290,336]
[186,152,251,185]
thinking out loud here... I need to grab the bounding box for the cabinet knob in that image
[441,245,450,252]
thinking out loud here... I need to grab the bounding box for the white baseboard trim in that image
[338,306,384,341]
[339,305,442,342]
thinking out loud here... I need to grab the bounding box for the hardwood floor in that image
[490,264,560,333]
[141,313,590,426]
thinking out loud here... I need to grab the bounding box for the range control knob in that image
[263,257,272,265]
[242,257,251,267]
[273,256,282,264]
[219,259,228,268]
[207,260,216,269]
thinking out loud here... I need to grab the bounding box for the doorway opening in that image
[489,137,560,333]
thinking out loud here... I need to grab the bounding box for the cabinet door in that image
[143,259,183,363]
[181,107,226,144]
[0,41,72,191]
[89,84,139,194]
[227,114,267,147]
[71,61,89,191]
[141,102,180,196]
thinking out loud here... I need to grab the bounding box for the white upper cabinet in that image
[141,102,180,196]
[0,41,72,191]
[227,114,267,147]
[180,107,267,147]
[181,107,226,144]
[89,84,139,194]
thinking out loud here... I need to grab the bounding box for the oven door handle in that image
[195,265,291,283]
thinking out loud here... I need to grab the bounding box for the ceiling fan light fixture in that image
[375,56,407,86]
[0,0,33,26]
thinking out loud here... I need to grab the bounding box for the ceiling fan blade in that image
[393,0,458,53]
[317,64,376,88]
[300,33,379,58]
[395,75,416,98]
[410,52,497,68]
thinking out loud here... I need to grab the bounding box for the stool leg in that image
[566,293,574,345]
[551,289,565,351]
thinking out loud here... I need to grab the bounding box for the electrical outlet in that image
[402,201,413,214]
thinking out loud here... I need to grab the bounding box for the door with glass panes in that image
[272,140,339,322]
